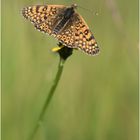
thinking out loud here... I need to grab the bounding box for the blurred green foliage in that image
[2,0,138,140]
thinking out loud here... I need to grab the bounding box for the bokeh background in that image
[2,0,138,140]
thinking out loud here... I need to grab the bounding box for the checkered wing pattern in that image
[56,13,99,55]
[22,5,66,35]
[22,5,99,55]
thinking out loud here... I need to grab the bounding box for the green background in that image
[2,0,138,140]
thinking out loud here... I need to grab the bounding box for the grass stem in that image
[28,57,65,140]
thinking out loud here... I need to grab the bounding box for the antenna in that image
[78,5,99,16]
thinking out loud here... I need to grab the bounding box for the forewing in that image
[56,13,99,55]
[22,5,66,34]
[55,19,76,48]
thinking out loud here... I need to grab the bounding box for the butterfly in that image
[22,4,99,55]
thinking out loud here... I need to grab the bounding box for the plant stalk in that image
[28,57,65,140]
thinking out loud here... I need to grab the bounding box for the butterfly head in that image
[71,4,77,9]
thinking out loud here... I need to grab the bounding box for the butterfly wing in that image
[22,5,99,55]
[56,13,99,55]
[22,5,66,35]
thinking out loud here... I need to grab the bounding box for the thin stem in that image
[28,57,65,140]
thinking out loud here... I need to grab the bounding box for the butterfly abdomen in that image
[53,7,74,34]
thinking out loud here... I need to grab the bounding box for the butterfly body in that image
[52,7,75,34]
[22,4,99,55]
